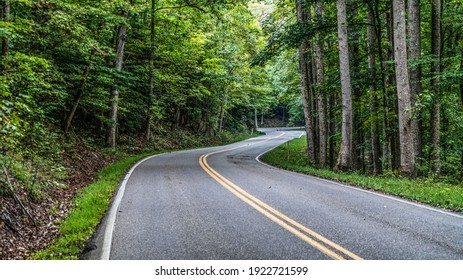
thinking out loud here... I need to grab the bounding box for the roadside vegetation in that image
[31,152,152,260]
[0,128,261,260]
[261,137,463,212]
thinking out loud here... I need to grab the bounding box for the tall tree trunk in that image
[408,0,422,167]
[296,0,315,165]
[367,7,382,175]
[392,0,415,177]
[335,0,353,171]
[430,0,442,175]
[311,50,319,162]
[347,0,363,171]
[460,49,463,105]
[145,0,156,142]
[386,9,400,171]
[63,50,95,134]
[108,23,128,150]
[1,0,10,56]
[218,99,225,134]
[372,2,392,171]
[460,48,463,178]
[309,7,318,165]
[315,0,327,168]
[329,94,336,169]
[254,108,258,130]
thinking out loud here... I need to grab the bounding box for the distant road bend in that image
[85,127,463,260]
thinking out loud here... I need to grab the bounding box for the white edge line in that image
[100,153,166,260]
[255,142,463,220]
[100,131,286,260]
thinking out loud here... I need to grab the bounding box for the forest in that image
[253,0,463,180]
[1,0,463,259]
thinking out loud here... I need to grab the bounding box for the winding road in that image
[84,128,463,260]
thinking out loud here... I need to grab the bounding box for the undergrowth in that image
[31,153,151,259]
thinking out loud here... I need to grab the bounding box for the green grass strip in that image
[261,137,463,212]
[31,153,154,260]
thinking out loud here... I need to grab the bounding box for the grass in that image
[31,130,262,260]
[31,153,153,260]
[260,137,463,212]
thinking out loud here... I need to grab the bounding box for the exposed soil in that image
[0,142,113,260]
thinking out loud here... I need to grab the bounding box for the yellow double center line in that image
[198,135,363,260]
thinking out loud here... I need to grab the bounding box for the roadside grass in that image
[31,153,153,260]
[31,130,262,260]
[260,137,463,212]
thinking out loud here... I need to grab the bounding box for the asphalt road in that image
[84,128,463,260]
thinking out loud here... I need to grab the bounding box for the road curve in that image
[84,128,463,260]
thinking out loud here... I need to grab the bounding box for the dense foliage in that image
[0,0,277,192]
[255,0,463,181]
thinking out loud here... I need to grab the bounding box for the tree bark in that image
[2,0,10,56]
[392,0,415,177]
[347,0,363,171]
[407,0,422,166]
[311,49,318,162]
[460,48,463,106]
[145,0,156,142]
[329,93,336,169]
[367,8,382,175]
[108,23,128,150]
[254,108,258,130]
[370,3,392,171]
[460,48,463,178]
[296,0,315,165]
[335,0,353,171]
[315,0,327,168]
[218,99,225,134]
[386,9,401,171]
[430,0,442,175]
[371,4,392,171]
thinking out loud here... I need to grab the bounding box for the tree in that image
[315,0,327,168]
[1,0,9,56]
[335,0,353,171]
[392,0,415,177]
[63,49,96,134]
[408,0,422,166]
[145,0,156,142]
[430,0,442,174]
[296,0,315,165]
[460,48,463,178]
[108,7,129,150]
[366,4,382,175]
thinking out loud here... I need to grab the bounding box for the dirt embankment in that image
[0,144,112,260]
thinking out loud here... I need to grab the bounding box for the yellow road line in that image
[198,138,363,260]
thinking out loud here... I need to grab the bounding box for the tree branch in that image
[183,0,207,13]
[154,5,188,13]
[1,163,37,229]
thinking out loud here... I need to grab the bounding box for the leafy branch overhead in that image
[251,19,334,66]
